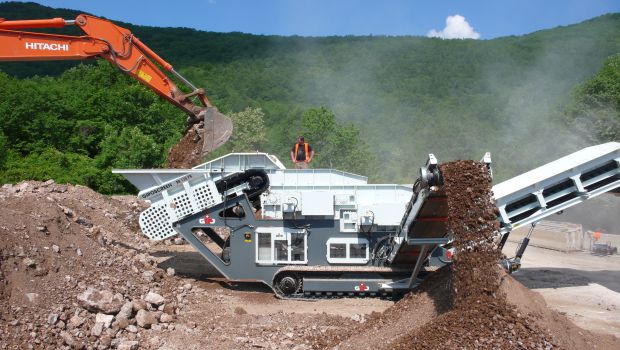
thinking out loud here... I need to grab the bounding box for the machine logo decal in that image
[244,232,252,243]
[354,282,369,292]
[199,215,215,225]
[25,42,69,51]
[139,182,173,199]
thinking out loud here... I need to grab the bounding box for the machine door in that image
[255,228,307,265]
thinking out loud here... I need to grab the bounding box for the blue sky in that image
[7,0,620,38]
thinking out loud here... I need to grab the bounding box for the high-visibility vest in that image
[294,143,310,161]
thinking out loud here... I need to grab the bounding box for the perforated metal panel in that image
[172,192,193,219]
[192,182,219,210]
[139,204,175,240]
[138,178,222,240]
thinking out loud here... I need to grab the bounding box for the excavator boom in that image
[0,15,232,157]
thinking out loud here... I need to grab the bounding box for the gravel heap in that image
[390,160,555,349]
[308,160,619,350]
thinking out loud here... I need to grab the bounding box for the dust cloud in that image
[285,19,616,183]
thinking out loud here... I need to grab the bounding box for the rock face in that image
[77,288,124,314]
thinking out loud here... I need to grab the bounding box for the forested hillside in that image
[0,2,619,193]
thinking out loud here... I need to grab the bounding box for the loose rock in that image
[77,288,124,314]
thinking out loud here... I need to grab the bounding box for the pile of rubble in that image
[0,180,356,350]
[0,181,198,349]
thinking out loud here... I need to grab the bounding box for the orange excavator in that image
[0,14,233,158]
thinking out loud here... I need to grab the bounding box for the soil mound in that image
[311,161,620,349]
[0,181,196,349]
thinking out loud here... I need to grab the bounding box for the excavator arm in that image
[0,14,232,154]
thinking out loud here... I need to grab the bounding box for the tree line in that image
[0,2,618,192]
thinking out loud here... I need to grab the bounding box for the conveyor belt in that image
[493,142,620,234]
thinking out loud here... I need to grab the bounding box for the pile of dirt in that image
[0,181,201,349]
[307,267,453,350]
[166,123,205,168]
[390,160,555,349]
[311,161,620,349]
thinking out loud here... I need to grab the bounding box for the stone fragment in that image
[69,315,84,328]
[25,293,39,303]
[116,301,133,320]
[135,309,158,328]
[159,313,174,323]
[117,340,139,350]
[60,331,74,346]
[77,288,124,314]
[22,258,36,268]
[144,292,165,306]
[52,245,60,253]
[166,267,175,276]
[132,299,147,312]
[47,313,59,325]
[91,322,104,337]
[95,313,114,328]
[126,324,138,333]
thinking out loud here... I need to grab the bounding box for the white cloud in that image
[427,15,480,39]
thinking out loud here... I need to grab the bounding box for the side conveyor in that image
[494,142,620,239]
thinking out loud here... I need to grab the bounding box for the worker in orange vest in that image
[290,136,314,169]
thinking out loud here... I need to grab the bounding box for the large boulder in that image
[77,288,124,314]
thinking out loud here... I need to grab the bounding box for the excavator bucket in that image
[201,106,233,154]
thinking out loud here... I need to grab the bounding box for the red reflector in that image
[446,250,453,260]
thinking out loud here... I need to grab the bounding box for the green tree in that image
[0,131,8,168]
[96,126,163,169]
[227,107,268,152]
[300,107,374,175]
[566,54,620,142]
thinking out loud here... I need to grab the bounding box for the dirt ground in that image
[1,179,619,349]
[503,241,620,337]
